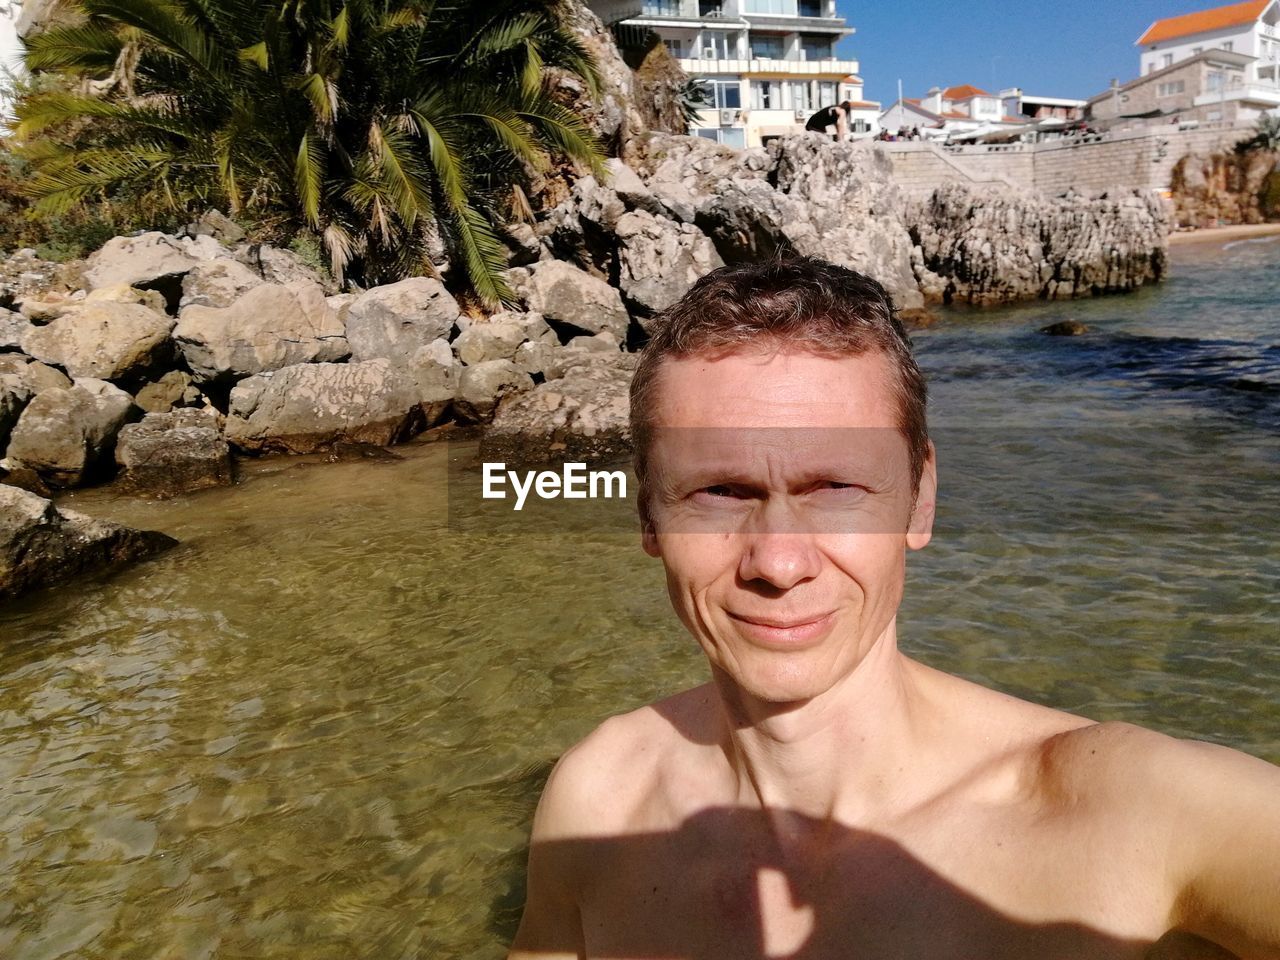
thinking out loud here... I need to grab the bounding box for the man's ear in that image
[640,499,660,557]
[906,440,937,551]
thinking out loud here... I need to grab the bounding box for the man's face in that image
[641,346,936,705]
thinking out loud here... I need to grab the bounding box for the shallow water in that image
[1,239,1277,958]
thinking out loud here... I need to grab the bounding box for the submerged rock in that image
[1041,320,1091,336]
[0,485,176,601]
[115,408,233,498]
[225,359,423,454]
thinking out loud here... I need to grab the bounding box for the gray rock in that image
[17,299,73,324]
[452,320,526,365]
[21,302,175,382]
[344,277,461,362]
[236,243,335,291]
[605,158,666,216]
[134,370,203,413]
[225,359,423,453]
[187,209,247,244]
[1041,320,1091,336]
[513,339,562,379]
[0,373,33,451]
[0,485,176,601]
[0,355,72,396]
[454,359,534,423]
[84,284,169,312]
[909,182,1167,305]
[83,232,199,291]
[6,379,136,488]
[175,280,349,384]
[0,309,30,351]
[115,407,233,498]
[179,259,264,309]
[405,339,460,426]
[615,210,723,315]
[480,353,636,466]
[523,260,630,340]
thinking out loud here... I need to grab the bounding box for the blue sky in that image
[839,0,1204,105]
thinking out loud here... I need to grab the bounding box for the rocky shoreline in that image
[0,131,1169,600]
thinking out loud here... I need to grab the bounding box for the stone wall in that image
[880,124,1255,200]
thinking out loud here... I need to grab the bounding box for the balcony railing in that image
[678,55,859,75]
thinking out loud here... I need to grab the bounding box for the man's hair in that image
[629,255,929,521]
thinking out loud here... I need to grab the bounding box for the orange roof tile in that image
[942,84,991,100]
[905,97,922,105]
[844,100,880,108]
[1137,0,1268,45]
[940,110,970,119]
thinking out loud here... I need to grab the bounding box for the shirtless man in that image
[508,256,1280,959]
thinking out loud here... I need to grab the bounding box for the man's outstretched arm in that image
[1162,735,1280,959]
[508,755,589,960]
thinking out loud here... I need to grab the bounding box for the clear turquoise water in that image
[0,238,1276,958]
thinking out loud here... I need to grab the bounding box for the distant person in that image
[509,256,1280,960]
[804,101,849,141]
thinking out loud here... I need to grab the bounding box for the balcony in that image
[678,55,859,76]
[1193,83,1280,107]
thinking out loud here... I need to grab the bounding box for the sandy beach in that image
[1169,223,1280,246]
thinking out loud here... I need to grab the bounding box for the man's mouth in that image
[728,611,835,646]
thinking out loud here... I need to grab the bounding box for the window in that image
[1207,70,1225,92]
[694,78,742,109]
[749,33,785,58]
[819,80,837,104]
[1222,41,1233,52]
[641,0,681,14]
[695,127,746,148]
[1192,47,1203,54]
[1147,63,1156,74]
[750,79,782,109]
[662,38,684,57]
[798,0,823,15]
[800,35,833,59]
[743,0,797,13]
[700,29,732,58]
[789,80,812,111]
[1157,80,1186,96]
[1162,53,1173,68]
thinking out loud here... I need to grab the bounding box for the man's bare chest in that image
[575,806,1182,960]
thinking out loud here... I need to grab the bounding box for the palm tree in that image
[14,0,608,305]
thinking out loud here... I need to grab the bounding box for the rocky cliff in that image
[1171,149,1280,229]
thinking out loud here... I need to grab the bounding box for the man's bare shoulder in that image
[535,684,720,839]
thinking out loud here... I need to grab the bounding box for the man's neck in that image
[711,620,940,830]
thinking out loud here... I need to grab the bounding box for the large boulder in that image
[0,373,33,451]
[909,183,1168,304]
[225,359,423,453]
[0,486,177,601]
[522,260,630,340]
[615,210,723,316]
[115,408,233,498]
[179,259,265,309]
[452,320,527,365]
[344,277,460,362]
[236,243,336,291]
[21,302,175,382]
[174,280,349,384]
[404,339,460,427]
[454,360,534,423]
[6,379,136,489]
[480,352,635,465]
[134,370,203,413]
[0,355,72,395]
[82,232,200,293]
[0,309,30,351]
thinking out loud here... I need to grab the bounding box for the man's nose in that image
[737,501,823,590]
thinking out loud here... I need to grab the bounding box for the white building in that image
[879,85,1030,140]
[614,0,878,148]
[1137,0,1280,106]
